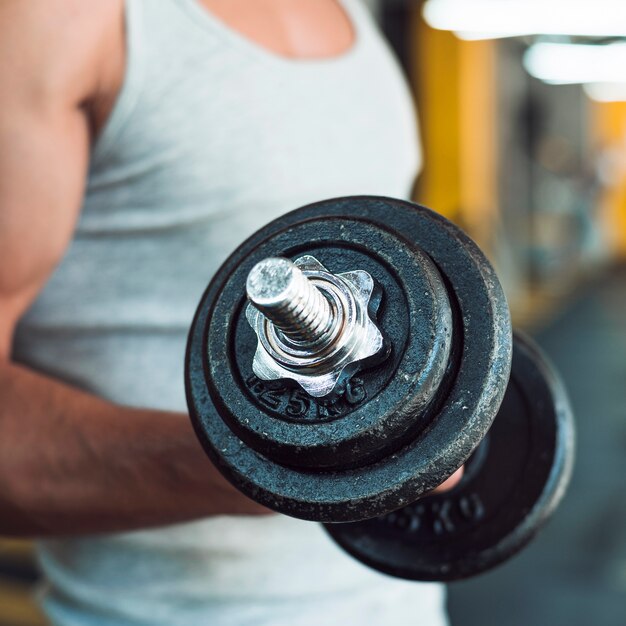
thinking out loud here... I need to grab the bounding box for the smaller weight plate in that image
[324,332,575,581]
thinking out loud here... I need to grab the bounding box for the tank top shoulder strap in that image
[92,0,146,163]
[92,0,225,165]
[339,0,377,30]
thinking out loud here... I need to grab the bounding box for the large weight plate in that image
[185,196,511,522]
[325,332,575,580]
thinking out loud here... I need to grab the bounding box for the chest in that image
[195,0,355,59]
[100,63,414,210]
[84,0,421,231]
[90,0,356,136]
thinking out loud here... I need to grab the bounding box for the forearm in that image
[0,360,268,538]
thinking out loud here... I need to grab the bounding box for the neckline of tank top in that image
[174,0,369,70]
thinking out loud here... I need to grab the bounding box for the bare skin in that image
[0,0,460,538]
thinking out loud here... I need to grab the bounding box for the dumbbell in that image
[185,195,575,581]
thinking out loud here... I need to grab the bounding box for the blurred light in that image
[584,82,626,102]
[524,42,626,84]
[454,32,524,41]
[423,0,626,39]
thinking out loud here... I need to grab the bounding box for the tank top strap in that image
[91,0,146,164]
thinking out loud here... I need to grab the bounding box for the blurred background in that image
[1,1,625,624]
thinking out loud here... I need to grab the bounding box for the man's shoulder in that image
[0,0,125,106]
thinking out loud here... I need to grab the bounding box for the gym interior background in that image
[1,1,625,624]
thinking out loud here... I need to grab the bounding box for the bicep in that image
[0,101,90,357]
[0,1,117,359]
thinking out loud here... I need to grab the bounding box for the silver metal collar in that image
[246,255,387,397]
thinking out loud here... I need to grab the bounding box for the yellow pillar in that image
[457,39,498,250]
[411,15,462,222]
[590,101,626,257]
[409,12,498,250]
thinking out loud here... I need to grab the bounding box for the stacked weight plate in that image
[185,196,574,580]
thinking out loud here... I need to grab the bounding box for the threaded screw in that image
[246,258,336,345]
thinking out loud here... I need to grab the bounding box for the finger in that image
[431,466,464,494]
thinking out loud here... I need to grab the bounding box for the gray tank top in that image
[14,1,445,624]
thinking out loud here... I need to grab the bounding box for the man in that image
[0,1,459,624]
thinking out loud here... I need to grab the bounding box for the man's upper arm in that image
[0,1,114,358]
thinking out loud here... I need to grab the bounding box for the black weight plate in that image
[325,332,575,581]
[185,196,511,522]
[210,219,453,470]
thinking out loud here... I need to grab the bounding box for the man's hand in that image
[432,467,464,494]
